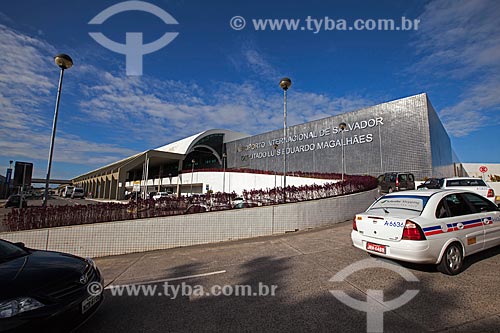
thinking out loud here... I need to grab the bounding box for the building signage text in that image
[238,117,384,161]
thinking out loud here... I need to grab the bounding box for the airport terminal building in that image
[73,93,462,199]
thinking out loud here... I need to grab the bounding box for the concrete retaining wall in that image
[1,189,378,258]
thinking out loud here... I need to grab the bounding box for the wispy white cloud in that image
[74,39,374,143]
[0,128,136,165]
[0,23,55,131]
[415,0,500,76]
[242,48,278,78]
[413,0,500,136]
[0,19,373,178]
[78,67,373,145]
[439,74,500,136]
[0,22,138,176]
[227,42,279,80]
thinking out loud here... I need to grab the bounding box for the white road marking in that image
[104,270,227,289]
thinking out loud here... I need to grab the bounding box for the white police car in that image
[351,189,500,275]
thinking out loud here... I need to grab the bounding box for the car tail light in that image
[353,216,358,231]
[487,189,494,198]
[402,220,426,240]
[395,177,399,189]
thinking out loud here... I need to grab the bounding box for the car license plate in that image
[366,242,386,254]
[81,294,100,314]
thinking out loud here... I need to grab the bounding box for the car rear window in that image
[446,179,487,187]
[370,195,429,213]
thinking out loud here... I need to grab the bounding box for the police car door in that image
[461,192,500,250]
[441,193,485,255]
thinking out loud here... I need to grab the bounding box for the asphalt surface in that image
[76,221,500,333]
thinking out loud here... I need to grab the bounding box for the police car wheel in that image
[437,243,463,275]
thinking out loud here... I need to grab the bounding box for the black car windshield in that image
[0,240,28,261]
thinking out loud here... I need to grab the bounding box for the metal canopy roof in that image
[72,129,248,182]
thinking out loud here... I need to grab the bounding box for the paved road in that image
[77,222,500,332]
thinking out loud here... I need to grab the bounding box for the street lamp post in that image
[339,122,347,182]
[222,153,227,193]
[43,54,73,207]
[4,160,13,199]
[279,77,291,203]
[168,173,172,194]
[190,159,195,196]
[272,144,278,203]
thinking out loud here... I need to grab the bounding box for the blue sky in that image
[0,0,499,180]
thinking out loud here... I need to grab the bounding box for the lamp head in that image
[279,77,292,91]
[54,54,73,70]
[339,122,347,131]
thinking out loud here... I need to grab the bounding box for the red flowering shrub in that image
[3,175,376,232]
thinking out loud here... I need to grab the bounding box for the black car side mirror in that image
[14,242,25,248]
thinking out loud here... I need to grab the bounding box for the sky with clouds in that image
[0,0,499,180]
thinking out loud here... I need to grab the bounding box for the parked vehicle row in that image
[152,191,174,200]
[58,186,85,199]
[417,177,496,203]
[378,173,496,204]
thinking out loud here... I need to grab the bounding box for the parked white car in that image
[152,192,173,200]
[351,189,500,275]
[71,187,85,199]
[61,185,75,198]
[441,177,495,203]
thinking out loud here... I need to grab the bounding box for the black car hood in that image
[0,250,88,300]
